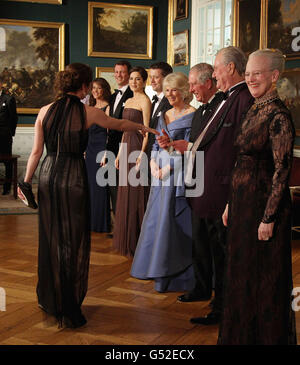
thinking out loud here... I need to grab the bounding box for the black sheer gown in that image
[218,91,297,345]
[37,94,90,328]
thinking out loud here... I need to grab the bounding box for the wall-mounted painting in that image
[266,0,300,60]
[0,19,65,114]
[233,0,262,57]
[277,68,300,135]
[95,67,118,94]
[88,2,153,59]
[4,0,62,3]
[173,30,189,66]
[174,0,188,21]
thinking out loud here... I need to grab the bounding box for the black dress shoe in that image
[177,292,211,302]
[190,311,221,325]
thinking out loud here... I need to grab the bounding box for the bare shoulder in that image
[140,94,151,108]
[37,102,53,124]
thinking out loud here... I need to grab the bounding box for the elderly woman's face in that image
[165,85,184,107]
[245,56,275,98]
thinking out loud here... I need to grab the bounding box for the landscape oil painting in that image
[266,0,300,59]
[88,2,153,59]
[0,19,65,114]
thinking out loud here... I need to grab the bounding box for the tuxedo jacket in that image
[188,83,254,218]
[107,86,133,156]
[147,96,172,158]
[0,92,18,137]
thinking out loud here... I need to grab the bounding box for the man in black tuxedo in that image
[146,62,173,160]
[107,60,133,215]
[0,76,18,195]
[159,48,254,325]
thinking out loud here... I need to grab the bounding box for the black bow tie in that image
[115,89,122,95]
[218,91,229,100]
[152,94,159,103]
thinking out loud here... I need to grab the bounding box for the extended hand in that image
[157,129,170,150]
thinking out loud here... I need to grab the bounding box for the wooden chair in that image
[0,154,21,199]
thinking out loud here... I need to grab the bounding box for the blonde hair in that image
[163,72,193,104]
[249,49,285,75]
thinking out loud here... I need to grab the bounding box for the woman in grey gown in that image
[131,72,196,292]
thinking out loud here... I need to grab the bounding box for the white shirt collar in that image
[119,84,129,93]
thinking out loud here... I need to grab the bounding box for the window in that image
[191,0,232,66]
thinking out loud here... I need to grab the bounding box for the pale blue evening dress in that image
[130,111,195,292]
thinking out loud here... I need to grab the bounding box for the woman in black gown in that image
[85,78,111,233]
[18,63,157,328]
[219,49,296,344]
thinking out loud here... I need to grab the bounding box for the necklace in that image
[172,106,187,120]
[254,91,279,107]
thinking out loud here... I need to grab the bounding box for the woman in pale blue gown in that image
[131,72,196,292]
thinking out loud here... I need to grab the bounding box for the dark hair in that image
[54,63,93,99]
[114,60,132,73]
[89,78,112,106]
[129,66,148,82]
[150,62,173,77]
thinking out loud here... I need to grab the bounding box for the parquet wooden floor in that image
[0,214,300,346]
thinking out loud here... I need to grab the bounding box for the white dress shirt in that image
[113,84,130,113]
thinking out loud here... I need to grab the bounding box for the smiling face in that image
[114,64,130,88]
[91,82,103,100]
[245,55,278,98]
[188,70,209,103]
[149,68,164,93]
[212,52,232,92]
[164,85,184,107]
[129,71,145,93]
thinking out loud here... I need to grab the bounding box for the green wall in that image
[0,0,170,124]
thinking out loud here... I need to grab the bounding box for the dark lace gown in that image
[37,94,90,328]
[218,91,297,345]
[113,108,149,257]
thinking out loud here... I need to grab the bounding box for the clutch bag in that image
[18,181,38,209]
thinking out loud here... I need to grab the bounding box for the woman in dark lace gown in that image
[85,78,111,233]
[18,63,157,328]
[219,49,297,345]
[113,67,151,257]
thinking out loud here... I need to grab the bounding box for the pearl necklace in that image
[172,106,187,120]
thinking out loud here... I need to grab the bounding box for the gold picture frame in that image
[173,30,189,67]
[174,0,188,21]
[277,68,300,136]
[0,18,65,114]
[233,0,264,56]
[234,0,300,60]
[4,0,62,3]
[88,2,153,59]
[95,66,151,94]
[95,67,118,94]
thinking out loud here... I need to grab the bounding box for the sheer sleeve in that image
[262,112,295,223]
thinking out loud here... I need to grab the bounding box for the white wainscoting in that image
[0,126,45,182]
